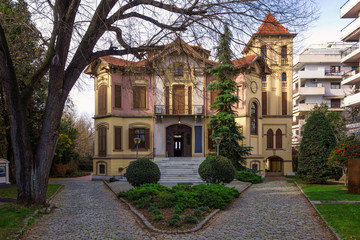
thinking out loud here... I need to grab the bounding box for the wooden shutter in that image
[98,126,107,157]
[115,85,121,108]
[173,85,185,114]
[114,127,122,150]
[98,85,107,115]
[145,128,150,150]
[262,92,267,115]
[276,129,282,149]
[128,128,134,149]
[208,128,214,150]
[267,129,273,149]
[165,86,169,114]
[188,86,192,114]
[282,92,287,115]
[133,86,146,109]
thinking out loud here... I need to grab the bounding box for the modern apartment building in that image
[340,0,360,137]
[292,42,353,148]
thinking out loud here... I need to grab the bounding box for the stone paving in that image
[22,180,336,240]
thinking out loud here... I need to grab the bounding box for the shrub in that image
[298,111,337,183]
[198,206,210,212]
[173,191,200,208]
[134,196,151,209]
[184,216,198,224]
[148,205,160,215]
[157,191,176,208]
[174,204,185,214]
[198,154,236,184]
[154,215,163,221]
[235,171,262,184]
[193,209,202,218]
[126,184,169,200]
[167,219,180,227]
[126,159,161,187]
[172,214,181,220]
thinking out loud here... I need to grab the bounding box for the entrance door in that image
[173,85,185,114]
[174,135,183,157]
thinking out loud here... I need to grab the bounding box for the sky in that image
[70,0,351,117]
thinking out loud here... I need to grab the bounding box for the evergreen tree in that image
[207,24,251,169]
[297,111,337,183]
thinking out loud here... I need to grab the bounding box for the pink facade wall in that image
[111,73,154,115]
[205,73,247,115]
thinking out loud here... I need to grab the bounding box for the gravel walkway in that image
[22,180,336,240]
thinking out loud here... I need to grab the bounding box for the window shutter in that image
[115,85,121,108]
[188,86,192,114]
[145,128,150,150]
[114,127,122,150]
[98,85,107,115]
[267,129,273,149]
[282,92,287,115]
[262,92,267,115]
[276,129,282,149]
[133,86,146,109]
[165,86,169,114]
[129,128,134,149]
[208,128,214,150]
[98,126,107,157]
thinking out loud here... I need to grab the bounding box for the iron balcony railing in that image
[324,70,345,76]
[154,105,204,115]
[341,42,359,58]
[343,68,360,80]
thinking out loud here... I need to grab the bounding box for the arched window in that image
[98,85,107,115]
[261,45,267,58]
[276,129,282,149]
[250,102,258,135]
[282,72,287,81]
[281,46,287,58]
[267,129,274,149]
[99,164,105,174]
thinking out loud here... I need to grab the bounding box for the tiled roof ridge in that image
[256,12,290,35]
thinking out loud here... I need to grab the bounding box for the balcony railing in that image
[343,68,360,80]
[281,58,288,65]
[341,42,359,58]
[293,88,299,94]
[154,105,204,115]
[330,103,342,109]
[324,70,345,76]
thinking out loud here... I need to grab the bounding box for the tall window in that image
[114,126,122,150]
[282,72,287,81]
[98,85,107,115]
[267,129,274,149]
[276,129,282,149]
[129,127,150,149]
[174,65,183,75]
[250,102,258,135]
[281,46,287,58]
[210,89,220,106]
[282,92,287,115]
[98,126,107,157]
[114,85,122,108]
[133,86,146,109]
[261,45,267,58]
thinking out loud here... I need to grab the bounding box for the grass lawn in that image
[301,184,360,201]
[316,204,360,240]
[0,184,62,239]
[0,184,61,199]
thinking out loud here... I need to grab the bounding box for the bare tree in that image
[0,0,318,206]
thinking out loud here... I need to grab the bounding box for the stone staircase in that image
[154,157,205,185]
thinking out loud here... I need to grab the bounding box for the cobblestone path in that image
[23,180,336,240]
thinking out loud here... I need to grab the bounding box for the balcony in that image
[344,92,360,107]
[341,0,360,18]
[297,70,343,79]
[341,42,360,63]
[298,86,325,96]
[154,105,204,115]
[298,103,317,112]
[342,69,360,85]
[341,17,360,41]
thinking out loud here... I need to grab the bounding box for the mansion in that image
[86,13,295,177]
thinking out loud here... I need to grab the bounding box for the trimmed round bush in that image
[235,171,262,184]
[126,158,161,187]
[184,216,198,224]
[198,154,235,184]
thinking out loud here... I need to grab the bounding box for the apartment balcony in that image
[344,92,360,107]
[154,105,204,115]
[298,86,325,96]
[342,69,360,85]
[341,17,360,41]
[297,70,343,79]
[298,103,317,112]
[341,0,360,18]
[341,42,360,63]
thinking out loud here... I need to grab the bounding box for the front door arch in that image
[266,156,284,173]
[166,124,192,157]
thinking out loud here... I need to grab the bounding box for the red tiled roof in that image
[101,56,146,67]
[232,55,257,67]
[257,12,290,35]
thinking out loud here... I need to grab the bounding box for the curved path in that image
[23,180,335,240]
